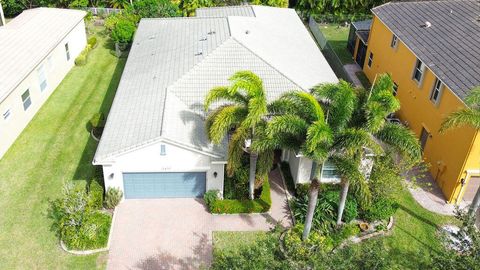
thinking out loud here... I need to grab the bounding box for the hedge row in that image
[74,37,98,66]
[210,178,271,214]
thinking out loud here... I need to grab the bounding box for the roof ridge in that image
[230,37,306,91]
[141,16,227,21]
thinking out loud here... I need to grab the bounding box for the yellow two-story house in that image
[360,0,480,204]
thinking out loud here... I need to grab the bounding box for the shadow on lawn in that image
[72,54,126,183]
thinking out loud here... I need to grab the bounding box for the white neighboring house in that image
[93,5,338,200]
[0,8,86,159]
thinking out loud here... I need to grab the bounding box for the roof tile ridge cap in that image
[141,16,227,21]
[167,37,236,93]
[230,37,306,91]
[197,5,252,10]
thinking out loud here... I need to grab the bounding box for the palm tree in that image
[255,91,333,240]
[204,71,268,200]
[312,75,422,225]
[440,86,480,218]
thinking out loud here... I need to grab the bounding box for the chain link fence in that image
[308,16,353,83]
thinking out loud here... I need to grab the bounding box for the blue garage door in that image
[123,172,206,199]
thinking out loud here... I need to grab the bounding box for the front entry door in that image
[420,127,429,152]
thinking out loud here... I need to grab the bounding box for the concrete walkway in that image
[107,167,292,270]
[343,64,363,87]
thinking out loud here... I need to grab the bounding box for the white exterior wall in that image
[100,140,225,200]
[0,20,86,158]
[282,150,313,185]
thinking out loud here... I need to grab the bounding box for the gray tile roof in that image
[94,6,338,163]
[0,8,85,102]
[352,19,372,31]
[196,5,255,17]
[372,0,480,101]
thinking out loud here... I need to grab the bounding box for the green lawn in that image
[318,24,354,65]
[213,187,455,269]
[0,28,126,269]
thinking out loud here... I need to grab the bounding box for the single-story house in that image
[0,8,86,158]
[93,5,338,200]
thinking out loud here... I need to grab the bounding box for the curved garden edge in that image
[59,208,117,256]
[278,216,395,259]
[90,128,100,142]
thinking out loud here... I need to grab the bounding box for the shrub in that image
[295,183,310,197]
[49,183,111,250]
[211,178,271,214]
[130,0,181,18]
[74,54,87,66]
[290,189,358,233]
[90,112,106,129]
[284,224,334,261]
[204,189,219,210]
[105,187,123,209]
[362,198,398,222]
[87,36,97,48]
[111,19,136,44]
[88,179,103,209]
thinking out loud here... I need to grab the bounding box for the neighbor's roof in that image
[372,0,480,101]
[94,5,338,163]
[352,19,372,31]
[196,5,255,17]
[0,8,86,103]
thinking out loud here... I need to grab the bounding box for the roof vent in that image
[208,30,216,35]
[199,36,207,41]
[245,30,250,34]
[420,21,432,28]
[195,51,203,56]
[149,35,156,40]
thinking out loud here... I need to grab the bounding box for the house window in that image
[390,34,398,48]
[312,160,340,182]
[3,109,11,120]
[367,52,373,68]
[65,43,70,61]
[21,90,31,111]
[430,78,443,105]
[393,82,399,96]
[413,59,425,83]
[38,64,47,92]
[160,144,166,156]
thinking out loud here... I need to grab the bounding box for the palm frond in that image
[306,120,333,153]
[204,86,247,111]
[464,87,480,109]
[440,108,480,133]
[244,96,268,128]
[278,91,325,122]
[266,114,308,138]
[229,71,264,98]
[333,128,381,156]
[376,122,422,161]
[267,98,301,116]
[256,150,274,179]
[206,105,248,144]
[226,125,249,176]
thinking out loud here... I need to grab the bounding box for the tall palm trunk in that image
[303,179,320,240]
[468,187,480,219]
[336,179,350,225]
[249,152,258,200]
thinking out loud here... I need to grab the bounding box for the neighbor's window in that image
[393,82,399,96]
[21,90,31,111]
[413,59,425,83]
[3,109,11,120]
[65,43,70,61]
[38,64,47,92]
[430,78,444,105]
[367,52,373,68]
[390,34,398,48]
[160,144,166,156]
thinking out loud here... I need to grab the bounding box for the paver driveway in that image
[107,168,292,270]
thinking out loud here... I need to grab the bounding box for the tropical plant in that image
[311,75,421,225]
[204,71,271,200]
[110,19,136,43]
[105,187,123,209]
[179,0,212,16]
[130,0,180,18]
[440,86,480,219]
[109,0,129,8]
[256,91,333,239]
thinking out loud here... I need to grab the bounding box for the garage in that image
[123,172,206,199]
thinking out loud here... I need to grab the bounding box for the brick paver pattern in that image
[107,167,292,270]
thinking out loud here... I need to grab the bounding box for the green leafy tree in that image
[129,0,180,18]
[111,19,136,43]
[440,86,480,219]
[109,0,129,8]
[252,0,288,8]
[204,71,271,200]
[313,75,421,225]
[179,0,212,17]
[257,91,333,239]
